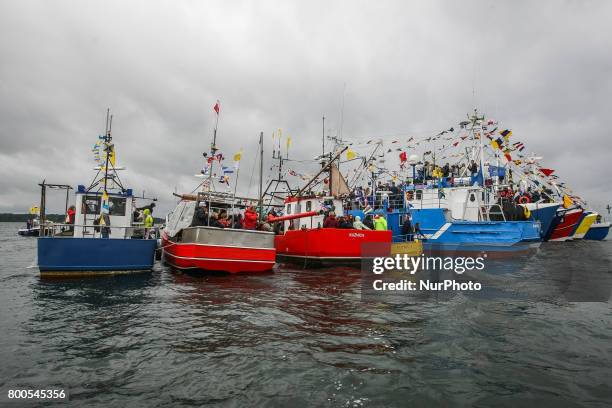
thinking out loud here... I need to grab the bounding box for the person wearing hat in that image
[352,215,371,230]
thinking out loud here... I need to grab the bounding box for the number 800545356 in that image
[7,389,67,400]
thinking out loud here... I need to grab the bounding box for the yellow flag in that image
[233,151,242,162]
[286,136,292,149]
[346,149,357,160]
[278,128,282,139]
[29,206,39,215]
[562,194,573,209]
[101,190,110,213]
[490,139,500,150]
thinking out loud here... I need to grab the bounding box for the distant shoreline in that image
[0,213,164,223]
[0,214,64,223]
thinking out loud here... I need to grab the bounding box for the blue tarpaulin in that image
[488,165,506,178]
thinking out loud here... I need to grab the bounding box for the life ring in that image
[518,195,530,204]
[523,206,531,219]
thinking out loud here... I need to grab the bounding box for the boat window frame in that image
[109,196,127,216]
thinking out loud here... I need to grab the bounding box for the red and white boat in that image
[162,109,276,273]
[548,207,584,242]
[162,196,276,273]
[274,195,392,266]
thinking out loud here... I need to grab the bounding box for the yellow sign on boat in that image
[390,241,423,257]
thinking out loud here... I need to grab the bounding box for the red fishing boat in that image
[162,192,277,273]
[548,208,584,242]
[162,229,275,272]
[273,195,392,265]
[163,104,277,273]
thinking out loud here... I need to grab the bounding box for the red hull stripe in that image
[170,242,275,251]
[165,252,274,263]
[279,254,363,260]
[164,253,274,273]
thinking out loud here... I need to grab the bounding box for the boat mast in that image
[207,100,220,193]
[103,109,112,196]
[322,115,325,156]
[205,100,220,224]
[258,131,264,223]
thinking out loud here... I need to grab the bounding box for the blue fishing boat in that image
[349,203,540,256]
[584,221,611,241]
[37,110,157,277]
[402,208,540,254]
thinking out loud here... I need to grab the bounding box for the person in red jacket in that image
[243,206,258,230]
[66,206,76,224]
[65,205,76,233]
[323,211,339,228]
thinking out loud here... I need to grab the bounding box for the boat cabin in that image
[283,196,343,230]
[73,184,136,238]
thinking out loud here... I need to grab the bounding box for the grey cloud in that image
[1,0,611,215]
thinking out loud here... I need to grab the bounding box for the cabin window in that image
[306,201,312,212]
[470,194,476,202]
[83,195,101,214]
[415,190,422,200]
[286,204,292,215]
[109,197,126,216]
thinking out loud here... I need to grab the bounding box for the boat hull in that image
[37,237,157,275]
[274,228,393,266]
[584,222,611,241]
[162,227,276,273]
[548,208,584,242]
[520,202,560,239]
[18,227,39,237]
[409,208,541,255]
[572,212,597,240]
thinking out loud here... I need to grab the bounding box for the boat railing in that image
[41,223,159,239]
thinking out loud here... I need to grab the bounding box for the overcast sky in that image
[1,0,611,215]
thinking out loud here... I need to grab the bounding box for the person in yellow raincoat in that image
[373,214,388,231]
[143,208,154,239]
